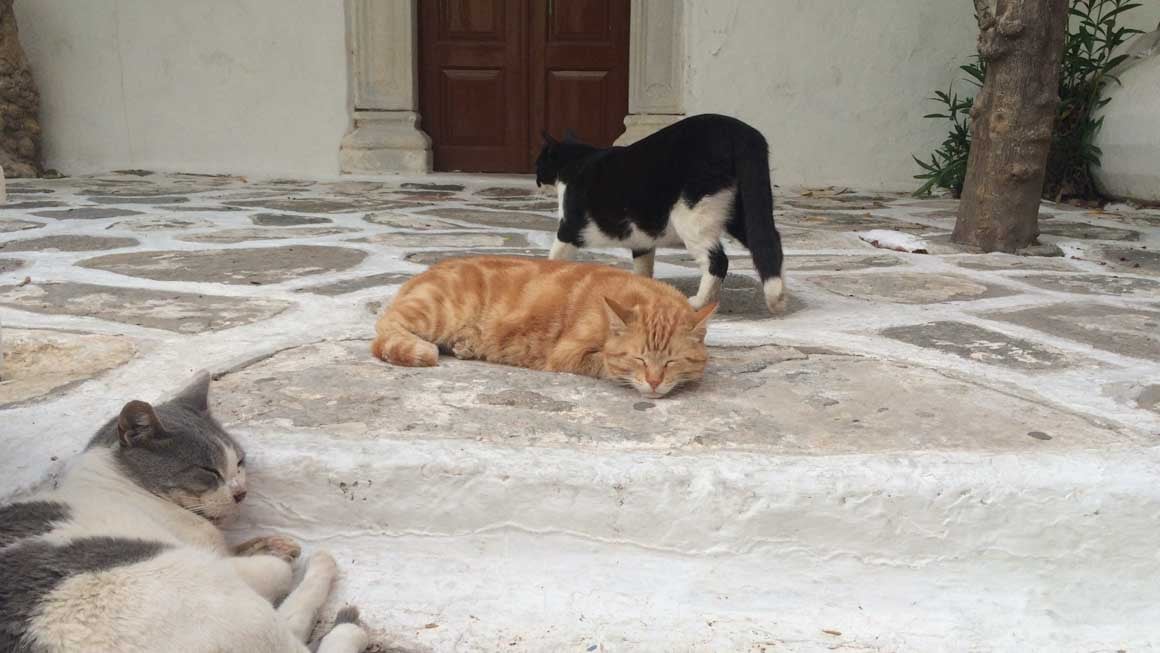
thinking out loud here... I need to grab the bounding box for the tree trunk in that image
[953,0,1068,252]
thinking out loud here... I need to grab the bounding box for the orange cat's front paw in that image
[234,534,302,562]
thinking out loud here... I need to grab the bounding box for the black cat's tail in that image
[735,135,786,313]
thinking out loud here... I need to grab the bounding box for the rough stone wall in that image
[0,0,41,178]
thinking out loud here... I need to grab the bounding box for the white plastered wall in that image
[11,1,1160,187]
[14,0,350,178]
[683,0,1160,192]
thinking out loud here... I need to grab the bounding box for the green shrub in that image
[913,0,1143,199]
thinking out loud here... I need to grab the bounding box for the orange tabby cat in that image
[371,256,717,397]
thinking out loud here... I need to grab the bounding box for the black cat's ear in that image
[603,297,635,335]
[117,400,162,447]
[541,130,558,145]
[562,128,579,144]
[174,371,211,412]
[690,302,718,342]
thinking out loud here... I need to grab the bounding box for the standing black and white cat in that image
[0,373,368,653]
[535,113,786,313]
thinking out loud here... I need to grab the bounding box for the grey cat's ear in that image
[541,129,558,145]
[603,297,635,334]
[690,302,718,342]
[117,400,162,447]
[562,128,579,143]
[174,371,212,412]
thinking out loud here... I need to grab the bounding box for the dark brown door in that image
[419,0,628,173]
[419,0,530,173]
[529,0,629,164]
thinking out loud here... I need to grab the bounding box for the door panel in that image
[530,0,629,163]
[545,70,611,148]
[420,0,528,172]
[419,0,628,173]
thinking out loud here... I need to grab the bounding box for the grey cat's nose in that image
[233,491,247,503]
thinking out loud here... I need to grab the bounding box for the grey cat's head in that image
[88,372,247,523]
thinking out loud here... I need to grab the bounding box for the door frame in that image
[339,0,686,175]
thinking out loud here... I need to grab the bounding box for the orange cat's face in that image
[602,298,717,398]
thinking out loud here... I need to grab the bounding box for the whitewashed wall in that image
[684,0,1160,191]
[13,0,1160,188]
[15,0,349,178]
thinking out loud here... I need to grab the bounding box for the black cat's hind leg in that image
[631,248,656,277]
[688,243,728,310]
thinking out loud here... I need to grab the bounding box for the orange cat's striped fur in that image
[372,256,717,397]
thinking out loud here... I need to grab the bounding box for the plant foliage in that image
[913,0,1143,199]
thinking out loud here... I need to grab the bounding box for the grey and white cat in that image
[0,373,368,653]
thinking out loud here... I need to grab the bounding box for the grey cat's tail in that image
[736,137,786,313]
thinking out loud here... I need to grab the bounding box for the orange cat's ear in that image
[602,297,635,334]
[690,302,718,341]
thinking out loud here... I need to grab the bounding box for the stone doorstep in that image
[233,437,1160,651]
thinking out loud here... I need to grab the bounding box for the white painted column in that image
[615,0,687,146]
[340,0,432,174]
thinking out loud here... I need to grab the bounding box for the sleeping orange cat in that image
[371,256,717,397]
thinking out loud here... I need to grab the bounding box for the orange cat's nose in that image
[645,373,663,390]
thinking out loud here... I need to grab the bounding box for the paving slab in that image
[0,200,66,209]
[211,340,1134,452]
[354,232,530,248]
[0,328,136,407]
[30,207,143,220]
[109,216,215,232]
[881,321,1077,370]
[418,207,558,231]
[363,212,469,230]
[296,272,415,296]
[226,198,411,213]
[951,253,1081,272]
[983,302,1160,360]
[178,226,357,244]
[808,272,1011,304]
[0,235,139,253]
[401,182,464,192]
[80,245,367,284]
[1039,221,1140,241]
[782,212,935,233]
[1015,272,1160,298]
[0,282,291,333]
[1098,246,1160,276]
[0,219,44,233]
[782,197,886,211]
[1137,385,1160,414]
[86,195,190,205]
[663,274,806,318]
[251,213,334,226]
[405,248,621,267]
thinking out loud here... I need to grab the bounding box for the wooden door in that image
[419,0,530,173]
[419,0,629,173]
[530,0,629,162]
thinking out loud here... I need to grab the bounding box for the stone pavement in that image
[2,171,1159,651]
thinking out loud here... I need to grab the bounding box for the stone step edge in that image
[234,431,1160,565]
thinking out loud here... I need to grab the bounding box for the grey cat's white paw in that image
[235,534,302,562]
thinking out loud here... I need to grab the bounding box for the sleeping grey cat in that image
[0,372,368,653]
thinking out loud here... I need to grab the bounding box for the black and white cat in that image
[535,113,786,313]
[0,373,368,653]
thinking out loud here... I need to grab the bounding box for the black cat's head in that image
[535,129,585,187]
[89,372,247,523]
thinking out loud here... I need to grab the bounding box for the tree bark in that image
[953,0,1068,252]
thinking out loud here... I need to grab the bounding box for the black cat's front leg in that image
[549,203,584,260]
[689,243,728,310]
[631,248,656,277]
